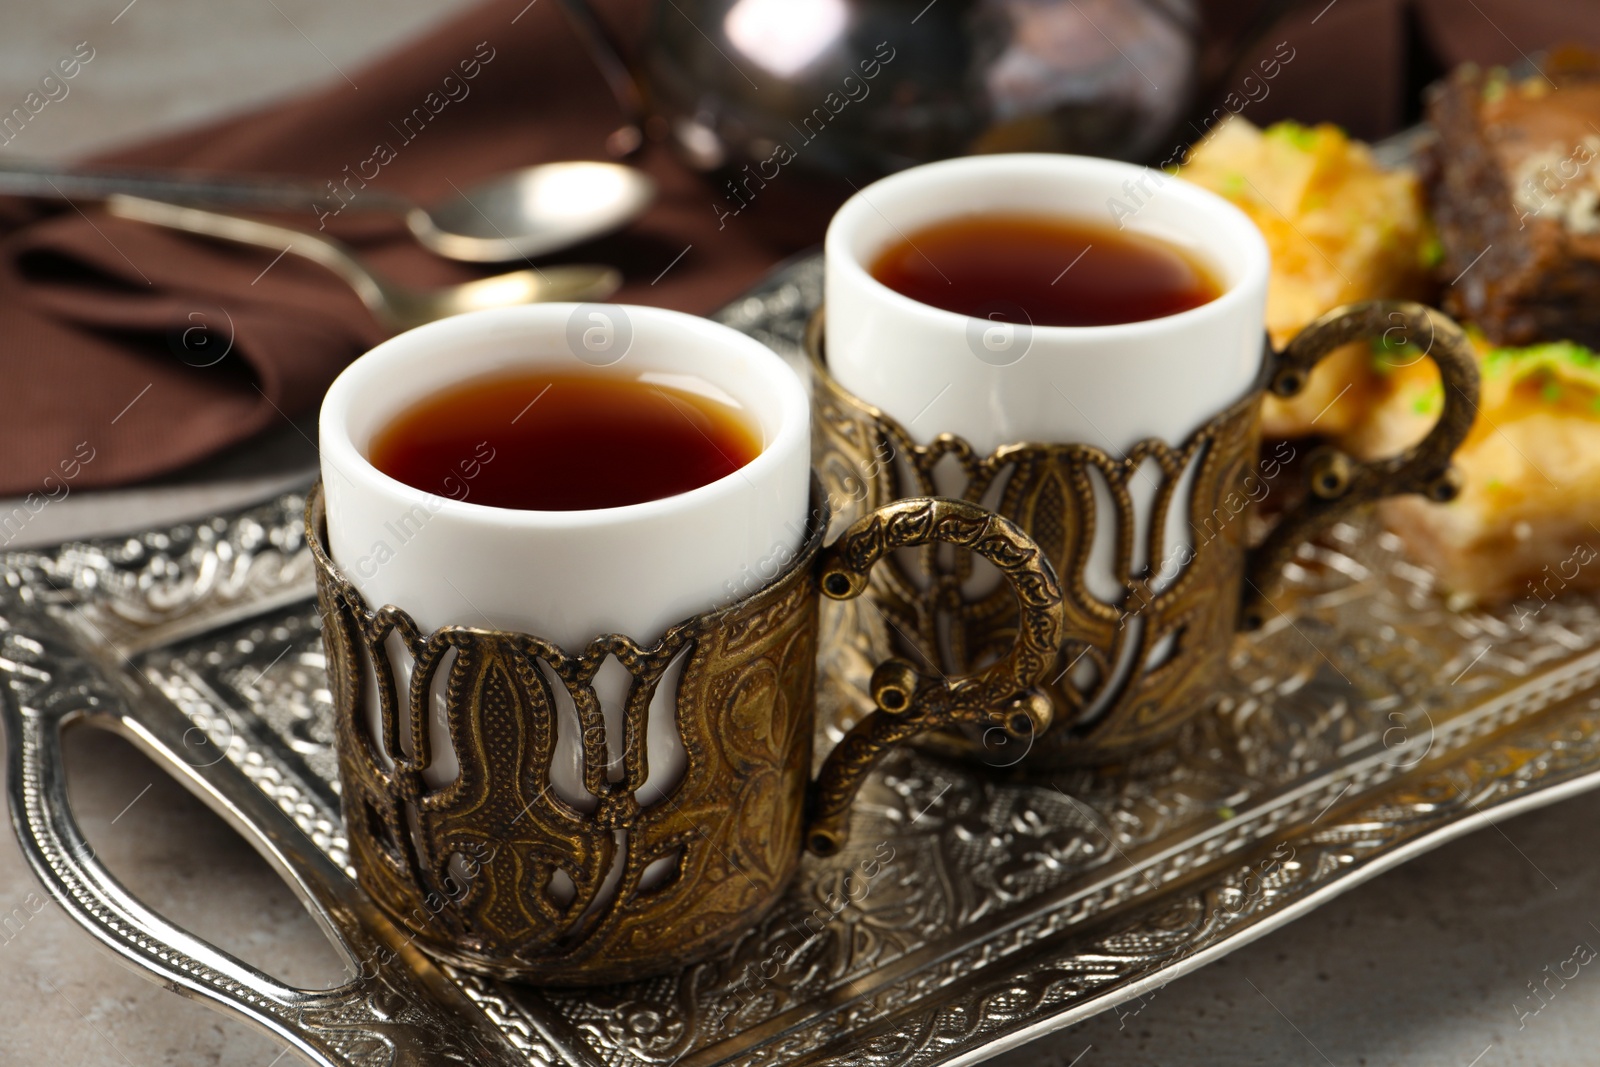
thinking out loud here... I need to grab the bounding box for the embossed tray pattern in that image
[4,255,1600,1067]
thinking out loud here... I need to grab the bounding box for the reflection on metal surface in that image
[640,0,1203,184]
[723,0,849,78]
[0,505,537,1067]
[3,255,1600,1066]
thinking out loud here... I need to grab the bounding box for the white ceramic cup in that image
[824,153,1269,605]
[824,152,1269,455]
[319,303,811,810]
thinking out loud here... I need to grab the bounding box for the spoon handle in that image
[553,0,646,157]
[105,194,390,318]
[104,195,626,334]
[0,159,412,214]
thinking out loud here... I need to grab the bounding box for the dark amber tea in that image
[369,370,761,511]
[869,212,1221,327]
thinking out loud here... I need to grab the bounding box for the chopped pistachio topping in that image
[1419,233,1444,269]
[1412,385,1443,415]
[1490,339,1600,371]
[1370,331,1420,374]
[1483,67,1510,103]
[1480,340,1600,409]
[1265,121,1321,152]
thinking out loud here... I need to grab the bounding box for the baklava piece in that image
[1427,52,1600,347]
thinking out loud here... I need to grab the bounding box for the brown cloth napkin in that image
[0,0,787,497]
[1,0,1596,496]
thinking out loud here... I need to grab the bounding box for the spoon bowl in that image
[410,161,656,263]
[384,263,621,332]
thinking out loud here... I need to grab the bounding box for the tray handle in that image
[2,621,549,1067]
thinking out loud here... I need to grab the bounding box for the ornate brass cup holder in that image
[807,299,1479,767]
[307,480,1063,984]
[5,255,1600,1067]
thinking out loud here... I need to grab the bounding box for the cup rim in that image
[319,303,810,531]
[824,152,1270,342]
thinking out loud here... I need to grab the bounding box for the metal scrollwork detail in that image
[0,590,534,1067]
[808,312,1261,765]
[310,486,823,985]
[807,498,1064,854]
[808,298,1480,767]
[1242,300,1480,624]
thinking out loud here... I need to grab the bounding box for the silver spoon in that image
[106,194,622,333]
[0,159,655,264]
[403,162,655,263]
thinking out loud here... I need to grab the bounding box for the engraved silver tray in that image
[8,255,1600,1067]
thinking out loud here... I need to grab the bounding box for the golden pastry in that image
[1346,337,1600,605]
[1179,118,1437,437]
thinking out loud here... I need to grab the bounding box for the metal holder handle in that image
[806,497,1066,855]
[2,606,541,1067]
[1241,300,1482,628]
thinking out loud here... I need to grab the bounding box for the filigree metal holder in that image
[808,299,1479,766]
[308,482,1062,983]
[312,487,825,986]
[3,254,1597,1067]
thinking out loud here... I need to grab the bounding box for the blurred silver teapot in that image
[562,0,1294,181]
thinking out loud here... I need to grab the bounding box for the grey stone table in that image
[2,3,1598,1065]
